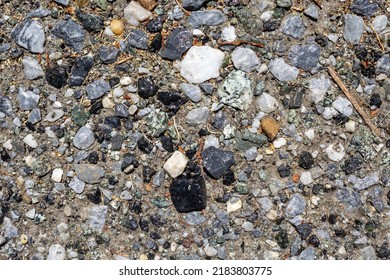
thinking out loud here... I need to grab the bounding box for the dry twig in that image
[327,67,381,137]
[218,40,264,48]
[114,55,133,66]
[366,21,385,51]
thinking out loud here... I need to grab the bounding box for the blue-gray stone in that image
[11,19,45,53]
[180,83,202,103]
[353,173,379,190]
[160,28,193,60]
[69,176,85,194]
[183,211,206,225]
[350,0,378,17]
[28,108,41,124]
[281,14,305,39]
[343,14,364,44]
[0,43,10,52]
[127,29,148,50]
[54,0,70,6]
[189,10,226,28]
[285,194,306,218]
[376,55,390,75]
[298,247,316,260]
[18,87,40,111]
[202,146,235,179]
[288,44,321,71]
[75,164,105,184]
[183,0,211,11]
[86,80,111,99]
[88,205,108,233]
[0,95,13,116]
[1,217,18,239]
[52,19,86,51]
[22,57,44,80]
[26,8,51,19]
[304,4,319,20]
[336,187,362,211]
[69,55,94,86]
[98,46,120,64]
[73,126,95,150]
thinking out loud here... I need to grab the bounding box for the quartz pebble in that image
[163,151,188,178]
[124,1,153,26]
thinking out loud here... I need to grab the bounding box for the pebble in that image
[75,164,105,184]
[353,173,379,191]
[227,198,242,213]
[88,205,108,233]
[221,25,236,42]
[304,4,319,20]
[325,143,345,162]
[202,146,235,179]
[345,120,356,133]
[231,47,260,72]
[376,55,390,75]
[183,0,210,11]
[308,75,331,103]
[46,65,68,89]
[257,92,279,113]
[285,194,306,218]
[300,171,313,185]
[204,244,218,257]
[261,116,280,141]
[76,10,104,32]
[332,97,353,117]
[28,108,41,124]
[370,15,387,33]
[350,0,378,17]
[0,95,13,116]
[204,135,220,150]
[180,46,225,83]
[98,46,119,64]
[22,57,44,80]
[218,70,252,110]
[188,10,226,28]
[124,1,153,26]
[52,19,86,51]
[169,175,207,212]
[110,19,124,35]
[183,211,206,226]
[163,151,189,178]
[127,29,148,50]
[86,80,111,100]
[68,176,85,194]
[18,87,39,111]
[69,55,94,87]
[73,126,95,150]
[138,76,158,98]
[288,44,320,71]
[298,247,316,260]
[343,14,364,45]
[23,134,38,148]
[269,58,299,81]
[281,14,305,39]
[1,218,18,239]
[11,19,45,53]
[242,221,254,232]
[51,168,63,183]
[263,250,279,260]
[47,244,66,260]
[361,246,377,260]
[245,147,258,161]
[185,107,210,125]
[26,208,36,219]
[180,83,202,103]
[45,109,64,122]
[160,28,193,60]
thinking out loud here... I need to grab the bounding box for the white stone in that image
[227,198,242,213]
[300,171,313,185]
[203,135,220,150]
[257,92,279,113]
[51,168,63,183]
[263,250,279,260]
[325,143,345,162]
[308,75,331,104]
[332,96,353,117]
[273,137,286,148]
[192,29,204,36]
[47,244,66,260]
[322,107,338,120]
[260,11,273,22]
[304,128,315,140]
[269,58,299,82]
[104,26,114,37]
[23,134,38,148]
[204,244,218,257]
[223,124,235,139]
[26,208,36,219]
[22,57,44,80]
[231,47,260,72]
[3,139,12,150]
[345,120,356,133]
[180,46,225,83]
[371,15,387,33]
[221,25,236,42]
[163,151,189,178]
[120,77,132,86]
[124,1,152,25]
[102,96,115,108]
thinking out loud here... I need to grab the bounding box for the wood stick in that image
[218,40,264,48]
[327,67,381,137]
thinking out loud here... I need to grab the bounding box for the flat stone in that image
[325,143,345,162]
[353,173,379,190]
[188,10,226,28]
[124,1,153,25]
[68,176,85,194]
[180,46,225,83]
[51,168,63,183]
[88,205,108,233]
[371,15,387,33]
[183,211,206,225]
[288,44,320,71]
[54,0,69,6]
[343,14,364,45]
[86,80,111,100]
[163,151,189,178]
[304,4,319,20]
[298,247,316,260]
[308,75,331,103]
[73,126,95,150]
[281,14,305,39]
[26,8,51,19]
[52,19,86,51]
[285,194,306,218]
[261,116,279,140]
[180,83,202,103]
[169,175,207,212]
[76,10,104,32]
[231,47,260,72]
[98,46,119,64]
[28,108,41,124]
[256,92,279,113]
[22,57,44,80]
[11,19,45,53]
[183,0,210,11]
[350,0,378,17]
[0,95,13,116]
[127,29,148,50]
[269,58,299,81]
[202,146,235,179]
[336,187,362,211]
[376,55,390,75]
[361,246,377,260]
[18,87,39,111]
[160,28,193,60]
[47,244,66,260]
[69,55,94,86]
[332,96,353,117]
[185,107,210,125]
[75,164,105,184]
[218,70,252,110]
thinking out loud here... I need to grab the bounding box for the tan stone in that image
[138,0,157,11]
[110,19,124,35]
[261,116,279,140]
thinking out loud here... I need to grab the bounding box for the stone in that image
[45,65,68,89]
[185,107,210,125]
[127,29,148,50]
[47,244,66,260]
[169,175,207,212]
[281,14,305,39]
[0,95,13,116]
[205,244,218,257]
[204,135,220,150]
[221,25,236,42]
[342,156,363,175]
[89,205,108,233]
[218,70,252,110]
[124,1,153,25]
[22,57,44,80]
[231,47,260,72]
[75,164,105,184]
[28,108,41,124]
[353,173,379,190]
[300,171,313,185]
[332,96,353,117]
[202,146,235,179]
[11,19,45,53]
[183,211,206,226]
[110,20,125,35]
[298,247,316,260]
[285,194,306,218]
[51,168,63,183]
[146,16,165,32]
[325,143,345,162]
[54,0,69,6]
[157,91,188,114]
[269,58,299,81]
[288,44,320,71]
[69,55,94,87]
[376,55,390,75]
[261,116,279,140]
[68,176,85,194]
[336,187,362,210]
[1,217,18,239]
[138,76,158,98]
[163,151,189,178]
[371,15,387,33]
[188,10,226,28]
[242,131,268,147]
[308,75,331,103]
[98,46,119,64]
[183,0,210,11]
[304,4,319,20]
[180,83,202,103]
[26,208,36,219]
[18,87,39,111]
[180,46,225,83]
[145,111,168,136]
[278,164,291,178]
[52,19,86,51]
[25,8,51,19]
[115,104,129,118]
[343,14,364,45]
[350,0,378,17]
[76,10,104,32]
[86,80,111,100]
[160,28,193,60]
[73,126,95,150]
[361,246,377,260]
[227,198,242,213]
[257,92,279,113]
[289,88,304,109]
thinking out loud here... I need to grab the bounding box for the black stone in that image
[160,135,174,152]
[104,116,121,129]
[109,77,120,88]
[387,140,390,148]
[146,16,165,33]
[87,151,99,164]
[127,29,148,50]
[212,111,226,129]
[69,55,94,86]
[376,247,390,259]
[202,146,235,179]
[298,151,314,170]
[159,28,193,60]
[350,0,378,16]
[86,188,101,204]
[0,149,10,162]
[370,93,382,108]
[76,9,104,32]
[263,19,279,32]
[342,156,362,174]
[149,33,162,53]
[295,223,312,240]
[315,34,329,47]
[10,48,23,59]
[114,103,129,118]
[334,228,346,237]
[198,128,209,136]
[328,213,337,224]
[157,91,188,114]
[333,113,349,125]
[51,19,86,51]
[122,216,138,230]
[108,176,119,185]
[182,0,211,11]
[307,235,320,247]
[277,164,291,178]
[89,100,103,114]
[98,46,119,64]
[275,230,289,249]
[139,218,149,232]
[222,169,235,185]
[138,76,158,98]
[143,166,156,183]
[111,134,123,150]
[121,154,139,172]
[137,137,153,154]
[45,65,68,88]
[312,184,324,195]
[289,88,304,109]
[151,214,167,227]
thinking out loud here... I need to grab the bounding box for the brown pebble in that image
[110,19,124,35]
[261,116,279,141]
[138,0,157,11]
